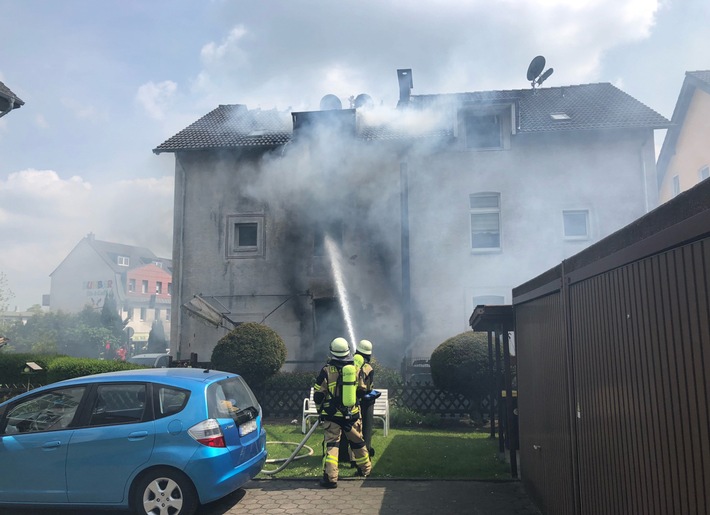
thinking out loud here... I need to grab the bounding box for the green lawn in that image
[258,422,511,480]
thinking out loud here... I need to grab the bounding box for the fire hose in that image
[260,419,321,476]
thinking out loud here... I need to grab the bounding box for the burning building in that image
[154,70,669,366]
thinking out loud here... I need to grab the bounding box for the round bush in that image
[429,331,491,419]
[211,323,287,387]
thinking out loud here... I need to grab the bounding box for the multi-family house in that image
[656,70,710,202]
[49,233,172,347]
[154,70,668,366]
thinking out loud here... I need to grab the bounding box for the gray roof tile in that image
[154,82,668,153]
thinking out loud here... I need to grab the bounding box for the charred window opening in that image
[313,298,345,353]
[465,114,502,149]
[227,214,265,259]
[470,192,501,251]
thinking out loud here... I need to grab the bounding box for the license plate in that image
[239,419,257,436]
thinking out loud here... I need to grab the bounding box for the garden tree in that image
[101,292,126,338]
[211,322,287,387]
[429,331,491,422]
[146,320,168,353]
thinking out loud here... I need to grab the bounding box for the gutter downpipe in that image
[400,161,413,358]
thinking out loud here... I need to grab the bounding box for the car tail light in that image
[188,419,226,448]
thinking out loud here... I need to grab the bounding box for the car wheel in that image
[132,467,198,515]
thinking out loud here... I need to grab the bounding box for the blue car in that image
[0,368,267,515]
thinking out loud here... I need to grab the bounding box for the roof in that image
[154,82,669,154]
[656,70,710,184]
[0,80,25,113]
[50,234,172,277]
[154,105,291,153]
[411,82,669,133]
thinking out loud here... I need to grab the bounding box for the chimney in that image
[397,69,413,108]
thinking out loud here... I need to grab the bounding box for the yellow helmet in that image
[330,337,350,358]
[356,339,373,356]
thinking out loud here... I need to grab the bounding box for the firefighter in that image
[351,339,376,461]
[314,337,371,488]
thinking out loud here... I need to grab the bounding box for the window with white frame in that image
[128,279,135,293]
[117,256,130,267]
[141,280,148,294]
[470,193,501,251]
[563,210,590,240]
[227,214,265,258]
[672,175,680,197]
[699,165,709,181]
[156,281,162,295]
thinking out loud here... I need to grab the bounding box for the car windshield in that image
[206,376,260,422]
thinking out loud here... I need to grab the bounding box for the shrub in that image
[389,403,442,428]
[211,323,287,387]
[47,357,142,383]
[259,370,315,390]
[370,359,404,389]
[430,331,491,421]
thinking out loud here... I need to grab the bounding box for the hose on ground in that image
[260,419,321,476]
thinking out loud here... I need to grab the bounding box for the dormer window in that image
[458,104,512,151]
[117,256,130,267]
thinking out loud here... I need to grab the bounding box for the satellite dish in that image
[537,67,554,86]
[320,94,342,110]
[527,56,546,82]
[527,56,554,88]
[354,93,374,110]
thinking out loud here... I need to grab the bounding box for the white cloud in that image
[136,80,178,120]
[0,169,174,310]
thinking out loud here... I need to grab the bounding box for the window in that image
[168,283,172,296]
[154,386,189,418]
[128,279,135,293]
[470,193,501,251]
[563,210,590,240]
[128,307,135,320]
[140,308,146,321]
[465,114,501,149]
[141,280,148,294]
[117,256,129,267]
[699,166,709,181]
[3,387,85,434]
[672,175,680,197]
[458,105,512,151]
[156,281,162,294]
[155,308,161,320]
[89,384,147,426]
[166,309,171,321]
[227,214,265,258]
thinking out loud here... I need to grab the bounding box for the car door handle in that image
[128,431,148,440]
[42,441,62,449]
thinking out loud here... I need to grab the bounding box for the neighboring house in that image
[656,70,710,202]
[154,70,669,366]
[0,80,24,119]
[49,233,172,346]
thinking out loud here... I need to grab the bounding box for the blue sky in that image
[0,0,708,310]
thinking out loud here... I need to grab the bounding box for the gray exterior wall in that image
[50,240,122,312]
[170,121,658,366]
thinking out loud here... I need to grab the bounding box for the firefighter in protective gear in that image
[350,339,376,462]
[314,337,371,488]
